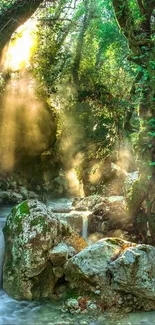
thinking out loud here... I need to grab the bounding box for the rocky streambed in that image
[1,199,155,324]
[1,287,155,325]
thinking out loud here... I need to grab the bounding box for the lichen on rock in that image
[3,199,87,300]
[65,237,155,311]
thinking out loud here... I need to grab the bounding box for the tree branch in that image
[112,0,134,37]
[112,0,153,55]
[137,0,146,15]
[143,0,155,16]
[72,0,89,87]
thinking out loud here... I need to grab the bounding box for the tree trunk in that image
[72,0,89,87]
[0,0,43,56]
[112,0,155,244]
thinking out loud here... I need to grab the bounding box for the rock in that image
[28,191,38,199]
[106,196,125,203]
[9,181,17,190]
[20,186,28,199]
[36,185,41,192]
[72,197,82,207]
[66,298,80,312]
[124,171,139,198]
[49,243,69,266]
[49,176,68,197]
[86,301,98,311]
[11,192,23,203]
[56,211,88,234]
[39,192,48,204]
[109,243,155,300]
[53,266,64,278]
[0,191,10,202]
[49,198,73,213]
[87,195,127,236]
[3,200,87,300]
[65,238,124,308]
[65,238,155,311]
[0,180,9,191]
[75,195,102,211]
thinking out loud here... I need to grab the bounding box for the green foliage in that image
[0,74,5,94]
[32,0,134,169]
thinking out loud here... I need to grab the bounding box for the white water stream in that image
[82,213,89,240]
[0,229,4,288]
[48,198,90,240]
[0,201,155,324]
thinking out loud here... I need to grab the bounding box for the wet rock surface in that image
[65,238,155,311]
[1,201,155,322]
[109,243,155,300]
[3,200,87,300]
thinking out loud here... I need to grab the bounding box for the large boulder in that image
[3,200,87,300]
[65,238,155,311]
[65,238,124,308]
[109,244,155,300]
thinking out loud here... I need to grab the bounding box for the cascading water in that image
[0,207,12,288]
[82,212,89,241]
[0,223,5,287]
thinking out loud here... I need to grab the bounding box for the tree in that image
[112,0,155,243]
[0,0,44,56]
[33,0,134,196]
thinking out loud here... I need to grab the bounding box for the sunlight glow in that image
[0,74,52,171]
[65,169,82,197]
[4,19,36,70]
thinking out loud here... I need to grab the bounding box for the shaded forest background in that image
[1,0,155,243]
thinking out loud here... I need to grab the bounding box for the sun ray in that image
[4,19,37,71]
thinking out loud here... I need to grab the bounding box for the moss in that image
[127,178,146,218]
[11,201,30,224]
[4,201,30,237]
[30,216,45,226]
[12,206,17,218]
[30,215,49,234]
[19,201,30,215]
[16,223,23,235]
[105,238,124,246]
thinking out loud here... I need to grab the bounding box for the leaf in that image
[149,162,155,166]
[148,132,155,137]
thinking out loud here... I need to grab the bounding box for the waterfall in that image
[82,213,89,241]
[0,225,5,288]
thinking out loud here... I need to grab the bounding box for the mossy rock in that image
[3,200,87,300]
[127,178,146,217]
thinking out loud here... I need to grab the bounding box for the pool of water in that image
[0,287,155,325]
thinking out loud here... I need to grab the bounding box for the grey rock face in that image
[0,191,11,201]
[65,238,155,311]
[0,180,9,191]
[19,186,28,199]
[3,200,87,300]
[65,238,124,307]
[109,244,155,300]
[10,192,23,203]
